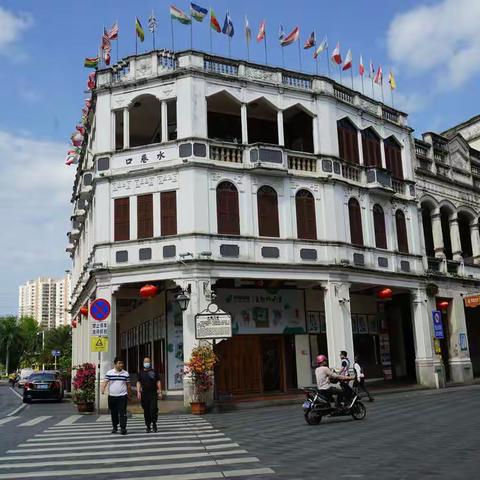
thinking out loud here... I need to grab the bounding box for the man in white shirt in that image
[353,355,374,402]
[101,357,131,435]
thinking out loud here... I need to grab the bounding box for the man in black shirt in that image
[136,356,162,432]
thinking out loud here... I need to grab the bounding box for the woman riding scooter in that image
[314,354,352,406]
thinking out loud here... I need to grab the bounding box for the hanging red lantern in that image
[140,284,158,299]
[438,300,449,310]
[80,305,88,316]
[378,288,393,300]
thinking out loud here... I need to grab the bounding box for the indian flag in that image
[84,56,99,69]
[136,17,145,41]
[171,5,191,25]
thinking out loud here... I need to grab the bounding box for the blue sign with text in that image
[432,310,444,339]
[51,350,61,357]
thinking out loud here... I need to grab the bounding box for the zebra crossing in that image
[0,414,275,479]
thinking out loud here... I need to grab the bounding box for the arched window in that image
[373,204,387,249]
[337,118,359,164]
[395,210,409,253]
[385,137,403,179]
[216,181,240,235]
[296,190,317,240]
[348,198,363,246]
[257,186,279,237]
[129,94,162,147]
[362,128,382,167]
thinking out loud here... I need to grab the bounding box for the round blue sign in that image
[90,298,111,321]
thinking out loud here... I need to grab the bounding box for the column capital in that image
[410,287,428,304]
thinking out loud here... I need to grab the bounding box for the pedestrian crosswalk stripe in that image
[23,432,225,447]
[0,416,19,426]
[9,437,234,453]
[0,457,260,479]
[47,420,208,430]
[114,468,275,480]
[19,416,52,427]
[33,427,215,438]
[0,450,250,469]
[53,415,82,426]
[223,468,275,478]
[0,443,241,461]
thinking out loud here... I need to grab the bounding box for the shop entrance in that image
[214,334,297,397]
[465,306,480,377]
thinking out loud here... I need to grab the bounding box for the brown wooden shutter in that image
[114,197,130,241]
[337,119,359,164]
[373,204,387,249]
[385,138,404,179]
[296,190,317,240]
[362,129,381,167]
[258,186,279,237]
[137,194,153,239]
[217,182,240,235]
[396,210,409,253]
[348,198,364,246]
[161,191,177,236]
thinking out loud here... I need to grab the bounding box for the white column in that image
[241,104,248,144]
[277,110,284,146]
[357,130,364,165]
[380,138,386,169]
[161,100,168,143]
[448,294,474,383]
[431,209,445,258]
[129,196,137,241]
[449,215,462,261]
[110,111,116,151]
[312,116,319,154]
[153,192,161,237]
[410,288,444,388]
[470,221,480,264]
[322,281,354,371]
[123,108,130,149]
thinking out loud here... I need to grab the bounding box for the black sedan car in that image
[23,371,64,403]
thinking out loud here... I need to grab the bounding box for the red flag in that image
[280,26,299,46]
[107,21,119,40]
[374,66,383,84]
[303,31,316,49]
[87,72,96,90]
[359,55,365,76]
[331,42,342,64]
[257,20,266,42]
[342,49,352,71]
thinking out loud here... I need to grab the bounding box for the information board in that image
[195,311,232,339]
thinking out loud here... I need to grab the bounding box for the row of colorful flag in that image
[83,4,397,91]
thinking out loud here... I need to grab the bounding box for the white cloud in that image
[387,0,480,89]
[0,130,72,314]
[0,6,32,54]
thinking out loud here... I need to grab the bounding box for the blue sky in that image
[0,0,478,315]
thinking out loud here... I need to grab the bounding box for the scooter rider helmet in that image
[316,354,327,365]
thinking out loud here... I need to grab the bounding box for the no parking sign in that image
[90,298,111,321]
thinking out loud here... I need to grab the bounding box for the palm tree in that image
[0,316,19,375]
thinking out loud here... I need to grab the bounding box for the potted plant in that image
[184,344,217,414]
[72,362,96,412]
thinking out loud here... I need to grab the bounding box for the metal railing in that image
[209,143,243,163]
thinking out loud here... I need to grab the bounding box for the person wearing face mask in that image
[136,356,162,432]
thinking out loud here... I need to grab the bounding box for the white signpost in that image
[195,304,232,340]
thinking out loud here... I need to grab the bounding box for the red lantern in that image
[140,284,158,299]
[71,319,77,328]
[378,288,393,300]
[80,305,88,317]
[438,300,449,310]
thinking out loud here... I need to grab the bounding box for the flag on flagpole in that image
[87,72,96,89]
[278,24,285,41]
[101,29,111,65]
[280,26,299,46]
[303,31,316,49]
[84,56,99,68]
[388,70,396,90]
[190,3,207,22]
[359,55,365,76]
[257,19,266,42]
[342,49,352,71]
[313,36,327,59]
[222,12,234,37]
[148,12,158,32]
[106,21,119,40]
[170,5,191,24]
[210,8,221,32]
[135,17,145,41]
[245,16,252,43]
[374,65,383,84]
[331,42,342,64]
[369,59,375,79]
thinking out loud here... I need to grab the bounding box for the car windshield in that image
[29,374,56,382]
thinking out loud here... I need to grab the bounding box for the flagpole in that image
[116,20,119,62]
[228,37,231,58]
[297,37,302,71]
[315,57,318,75]
[391,88,394,108]
[190,21,193,50]
[135,19,138,56]
[361,75,364,95]
[350,68,354,90]
[171,18,175,52]
[281,46,285,68]
[264,33,268,65]
[326,46,331,78]
[381,80,385,103]
[339,65,342,84]
[246,36,250,62]
[371,76,374,100]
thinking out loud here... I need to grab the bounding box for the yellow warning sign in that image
[90,336,109,352]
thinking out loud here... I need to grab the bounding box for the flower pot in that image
[76,402,94,413]
[190,402,207,415]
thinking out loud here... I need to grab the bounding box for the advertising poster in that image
[166,293,184,390]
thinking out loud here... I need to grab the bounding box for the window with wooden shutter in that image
[257,186,279,237]
[161,191,177,236]
[362,128,382,167]
[384,137,404,179]
[337,118,359,164]
[348,198,363,246]
[137,194,153,239]
[217,181,240,235]
[296,189,317,240]
[395,209,409,253]
[114,198,130,241]
[373,204,387,249]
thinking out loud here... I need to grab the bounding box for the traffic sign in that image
[90,298,111,321]
[51,350,61,357]
[432,310,444,339]
[91,321,108,336]
[90,336,109,352]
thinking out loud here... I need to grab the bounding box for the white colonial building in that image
[69,49,478,406]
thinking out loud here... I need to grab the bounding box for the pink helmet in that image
[316,355,327,365]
